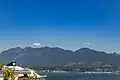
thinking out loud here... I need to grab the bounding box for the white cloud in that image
[84,42,90,45]
[32,42,41,46]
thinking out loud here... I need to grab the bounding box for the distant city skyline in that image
[0,0,120,53]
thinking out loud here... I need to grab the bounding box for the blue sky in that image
[0,0,120,52]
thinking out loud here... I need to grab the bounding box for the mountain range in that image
[0,46,120,67]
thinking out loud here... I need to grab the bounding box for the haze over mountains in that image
[0,46,120,67]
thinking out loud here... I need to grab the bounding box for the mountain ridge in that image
[0,46,120,67]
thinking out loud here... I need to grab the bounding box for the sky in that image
[0,0,120,53]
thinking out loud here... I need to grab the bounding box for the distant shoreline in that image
[38,70,120,74]
[39,71,120,75]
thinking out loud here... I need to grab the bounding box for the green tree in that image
[3,67,10,80]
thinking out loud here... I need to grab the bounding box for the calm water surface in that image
[40,73,120,80]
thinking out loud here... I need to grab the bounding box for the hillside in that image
[0,47,120,67]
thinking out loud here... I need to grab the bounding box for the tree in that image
[3,67,15,80]
[3,67,10,80]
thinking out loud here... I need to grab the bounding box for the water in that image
[40,72,120,80]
